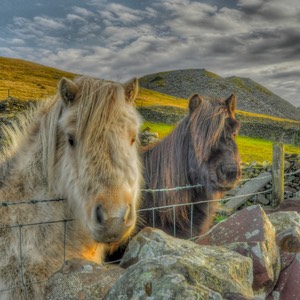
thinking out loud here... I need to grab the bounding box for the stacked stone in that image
[237,153,300,207]
[283,153,300,198]
[138,130,160,146]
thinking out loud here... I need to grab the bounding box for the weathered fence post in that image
[272,142,284,208]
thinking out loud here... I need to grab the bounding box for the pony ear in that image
[189,94,203,112]
[58,77,79,104]
[123,77,139,103]
[225,94,237,115]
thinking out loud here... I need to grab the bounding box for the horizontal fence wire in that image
[0,198,65,207]
[138,188,273,212]
[0,169,298,207]
[0,219,75,230]
[0,168,298,297]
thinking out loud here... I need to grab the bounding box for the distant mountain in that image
[140,69,300,121]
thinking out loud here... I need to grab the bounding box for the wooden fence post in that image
[272,142,284,208]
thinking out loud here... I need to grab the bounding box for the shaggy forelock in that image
[190,99,227,162]
[73,77,131,144]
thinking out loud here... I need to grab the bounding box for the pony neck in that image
[143,116,191,189]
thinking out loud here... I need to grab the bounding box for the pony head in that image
[188,94,241,191]
[50,76,141,245]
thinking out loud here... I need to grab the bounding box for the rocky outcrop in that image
[44,205,300,300]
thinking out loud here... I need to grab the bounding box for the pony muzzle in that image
[216,162,241,190]
[91,202,137,244]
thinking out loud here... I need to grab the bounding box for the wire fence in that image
[0,168,299,298]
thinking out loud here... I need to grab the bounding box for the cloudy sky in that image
[1,0,300,106]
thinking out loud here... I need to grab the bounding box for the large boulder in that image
[267,253,300,300]
[268,211,300,253]
[105,227,254,299]
[268,211,300,233]
[197,205,280,296]
[44,258,123,300]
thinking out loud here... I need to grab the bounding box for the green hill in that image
[140,69,300,121]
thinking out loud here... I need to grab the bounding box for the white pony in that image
[0,76,142,299]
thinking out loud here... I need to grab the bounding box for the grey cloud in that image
[66,14,87,23]
[8,38,26,45]
[265,69,300,80]
[71,6,96,18]
[1,0,299,106]
[33,16,66,30]
[237,0,300,21]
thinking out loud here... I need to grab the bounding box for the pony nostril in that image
[221,165,226,174]
[227,170,237,179]
[217,165,226,180]
[95,205,104,225]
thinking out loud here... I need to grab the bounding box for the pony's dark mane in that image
[190,99,226,162]
[142,99,228,229]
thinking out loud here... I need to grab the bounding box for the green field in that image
[142,122,300,163]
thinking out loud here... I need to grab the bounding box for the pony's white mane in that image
[0,76,130,192]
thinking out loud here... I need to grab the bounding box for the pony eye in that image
[68,135,75,147]
[232,131,237,138]
[130,137,136,145]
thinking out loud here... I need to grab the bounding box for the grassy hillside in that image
[0,57,76,100]
[0,57,299,163]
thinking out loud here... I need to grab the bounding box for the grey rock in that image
[44,258,124,300]
[116,227,254,299]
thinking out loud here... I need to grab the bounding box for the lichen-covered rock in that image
[115,227,254,299]
[196,205,280,296]
[267,211,300,252]
[44,258,123,300]
[267,253,300,300]
[105,256,225,300]
[268,211,300,233]
[275,227,300,252]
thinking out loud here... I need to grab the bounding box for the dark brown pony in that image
[140,94,241,238]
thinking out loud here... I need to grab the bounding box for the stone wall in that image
[138,106,186,125]
[138,106,300,145]
[238,121,300,145]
